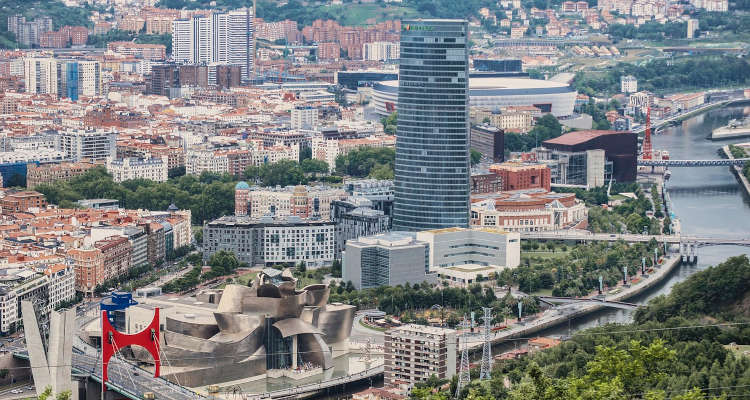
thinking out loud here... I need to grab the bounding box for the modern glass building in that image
[393,19,470,231]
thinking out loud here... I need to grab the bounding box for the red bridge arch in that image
[101,308,160,386]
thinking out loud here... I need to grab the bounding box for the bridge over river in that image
[519,231,750,246]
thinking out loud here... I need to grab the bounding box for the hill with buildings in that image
[156,0,501,26]
[0,0,93,48]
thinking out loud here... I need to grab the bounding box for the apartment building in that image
[234,183,346,220]
[363,42,399,61]
[291,106,318,130]
[0,191,47,214]
[203,215,336,266]
[54,129,117,161]
[384,324,457,388]
[106,157,168,183]
[0,264,75,334]
[107,42,167,61]
[26,162,97,188]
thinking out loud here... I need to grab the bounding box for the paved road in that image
[350,313,385,345]
[0,384,35,400]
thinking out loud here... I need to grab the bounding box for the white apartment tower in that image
[24,57,58,95]
[172,8,254,78]
[24,58,101,98]
[291,106,318,129]
[363,42,400,61]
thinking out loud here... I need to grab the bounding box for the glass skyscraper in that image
[393,19,470,231]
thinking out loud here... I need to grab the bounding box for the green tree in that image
[470,149,483,166]
[300,158,329,175]
[335,146,395,178]
[381,111,398,134]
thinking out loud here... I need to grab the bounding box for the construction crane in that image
[642,106,653,160]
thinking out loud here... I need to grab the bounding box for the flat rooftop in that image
[544,130,627,146]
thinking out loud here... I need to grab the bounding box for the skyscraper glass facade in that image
[393,19,470,231]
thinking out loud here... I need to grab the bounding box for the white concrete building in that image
[343,232,431,290]
[203,215,337,266]
[416,227,521,271]
[384,324,456,388]
[0,265,75,334]
[172,8,254,78]
[106,157,168,183]
[23,57,58,95]
[24,58,101,98]
[235,184,346,220]
[185,149,229,175]
[363,42,399,61]
[621,75,637,94]
[291,106,318,130]
[54,129,117,161]
[0,149,65,164]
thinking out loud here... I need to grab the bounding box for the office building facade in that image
[393,19,471,231]
[343,232,429,290]
[470,124,504,163]
[416,227,520,270]
[541,130,637,183]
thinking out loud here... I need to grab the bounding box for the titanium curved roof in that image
[373,77,575,96]
[272,318,325,338]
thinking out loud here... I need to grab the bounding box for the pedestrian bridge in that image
[538,296,640,310]
[638,158,750,167]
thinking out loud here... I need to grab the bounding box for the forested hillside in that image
[415,255,750,400]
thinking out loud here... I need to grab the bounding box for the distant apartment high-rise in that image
[393,19,470,231]
[24,57,100,99]
[171,8,254,78]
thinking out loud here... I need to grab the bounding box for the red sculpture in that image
[101,308,160,386]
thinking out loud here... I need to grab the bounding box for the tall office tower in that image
[393,19,470,231]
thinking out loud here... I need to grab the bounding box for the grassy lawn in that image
[296,275,324,289]
[531,288,554,296]
[235,271,257,286]
[725,344,750,358]
[217,271,257,289]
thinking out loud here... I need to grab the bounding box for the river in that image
[542,104,750,336]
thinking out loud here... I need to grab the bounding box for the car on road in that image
[10,389,22,394]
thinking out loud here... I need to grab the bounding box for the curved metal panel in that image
[317,304,355,344]
[272,318,324,338]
